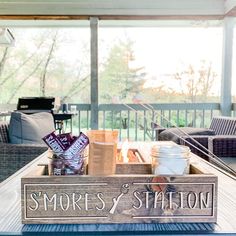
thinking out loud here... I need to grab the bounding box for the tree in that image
[40,31,58,96]
[0,28,90,104]
[172,60,218,126]
[0,30,50,103]
[173,60,217,103]
[0,47,9,78]
[99,38,146,103]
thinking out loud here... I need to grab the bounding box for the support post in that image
[90,17,99,129]
[221,17,235,116]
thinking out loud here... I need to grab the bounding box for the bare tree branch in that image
[0,47,9,77]
[40,31,58,96]
[61,74,89,103]
[0,39,45,87]
[173,62,216,103]
[6,59,45,103]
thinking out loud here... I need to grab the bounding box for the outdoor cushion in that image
[9,111,55,144]
[159,127,215,143]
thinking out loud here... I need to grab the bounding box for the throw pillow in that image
[9,112,55,144]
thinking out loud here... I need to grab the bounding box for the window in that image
[0,26,90,105]
[99,21,223,104]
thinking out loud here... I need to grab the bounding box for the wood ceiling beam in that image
[0,0,225,17]
[0,15,224,21]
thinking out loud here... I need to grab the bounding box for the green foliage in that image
[99,38,146,103]
[170,116,186,127]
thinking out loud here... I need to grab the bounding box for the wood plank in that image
[116,163,151,174]
[0,15,224,20]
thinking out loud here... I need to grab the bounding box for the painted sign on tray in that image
[21,174,217,224]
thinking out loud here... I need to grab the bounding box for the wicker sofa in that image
[156,116,236,160]
[0,121,47,182]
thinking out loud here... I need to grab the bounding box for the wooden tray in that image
[21,161,217,224]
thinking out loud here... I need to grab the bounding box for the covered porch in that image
[1,1,236,235]
[0,0,236,138]
[0,0,235,177]
[1,2,236,174]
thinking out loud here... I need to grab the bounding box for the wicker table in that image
[0,142,236,235]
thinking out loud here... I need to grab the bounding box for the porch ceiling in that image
[0,0,235,19]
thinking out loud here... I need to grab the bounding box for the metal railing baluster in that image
[168,110,171,127]
[210,109,213,120]
[78,111,81,133]
[111,111,114,130]
[127,110,130,140]
[87,111,89,130]
[119,111,122,141]
[151,110,154,141]
[143,110,146,141]
[185,110,188,126]
[103,110,106,130]
[135,112,138,141]
[161,110,164,127]
[202,109,205,127]
[177,110,180,127]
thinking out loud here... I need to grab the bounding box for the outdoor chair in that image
[0,111,55,182]
[155,116,236,160]
[208,135,236,158]
[0,121,47,182]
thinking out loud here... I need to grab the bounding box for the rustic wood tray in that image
[21,161,217,224]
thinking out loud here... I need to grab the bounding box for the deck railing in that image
[2,102,235,141]
[67,103,221,141]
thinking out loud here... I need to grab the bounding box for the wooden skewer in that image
[142,103,236,178]
[135,151,144,163]
[122,103,236,179]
